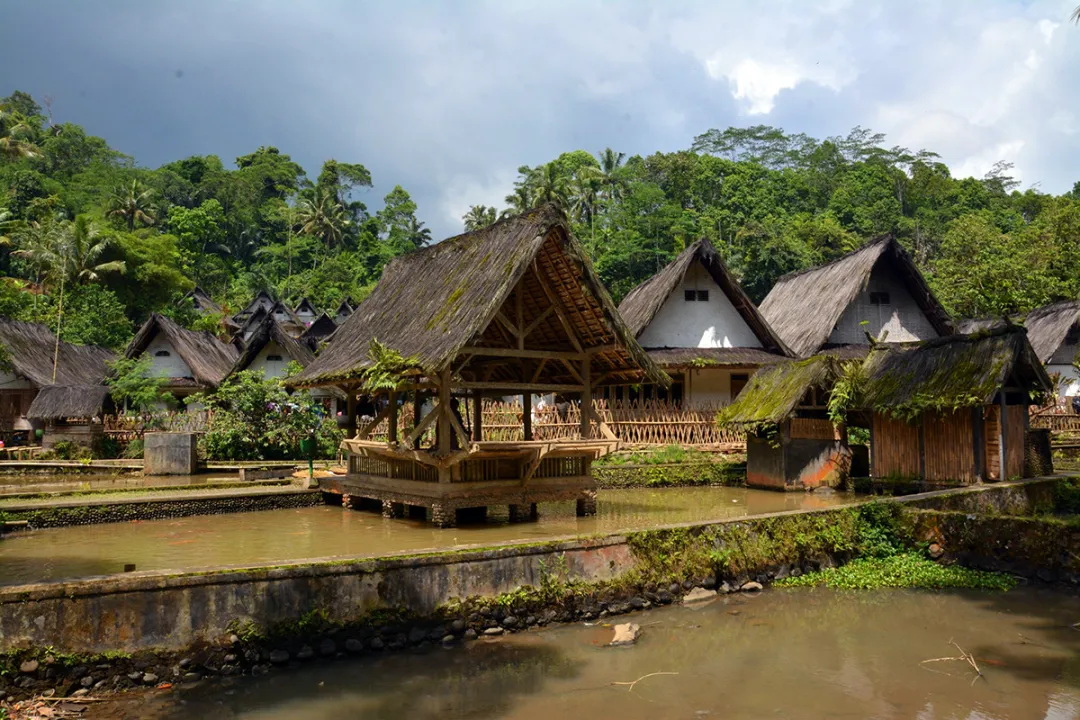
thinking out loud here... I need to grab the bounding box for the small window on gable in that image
[684,290,696,302]
[869,292,890,306]
[154,350,171,358]
[696,290,709,302]
[266,354,284,362]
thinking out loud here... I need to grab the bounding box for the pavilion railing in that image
[364,399,744,449]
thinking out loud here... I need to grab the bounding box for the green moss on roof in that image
[718,356,839,427]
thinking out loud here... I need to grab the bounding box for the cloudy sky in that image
[3,0,1079,239]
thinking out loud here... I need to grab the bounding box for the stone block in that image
[143,433,198,475]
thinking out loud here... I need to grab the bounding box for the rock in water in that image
[740,581,763,592]
[609,623,640,647]
[682,587,718,605]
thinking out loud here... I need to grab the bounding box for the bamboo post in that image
[999,392,1007,480]
[437,368,451,455]
[412,388,423,450]
[388,390,398,444]
[580,355,591,439]
[472,390,483,442]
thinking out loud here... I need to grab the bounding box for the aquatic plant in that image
[775,553,1016,591]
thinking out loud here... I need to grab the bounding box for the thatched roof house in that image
[760,236,952,358]
[300,312,337,351]
[230,315,315,376]
[27,385,112,421]
[291,204,667,389]
[959,300,1080,400]
[718,356,841,429]
[0,319,115,430]
[233,289,275,323]
[294,298,319,326]
[126,313,239,396]
[180,286,223,316]
[334,298,355,325]
[617,238,790,406]
[861,327,1051,483]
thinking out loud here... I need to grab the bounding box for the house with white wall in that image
[760,236,953,359]
[617,239,792,407]
[126,314,239,408]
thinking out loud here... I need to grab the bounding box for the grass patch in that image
[595,445,732,467]
[775,553,1016,591]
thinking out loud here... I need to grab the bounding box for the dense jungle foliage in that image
[3,88,1080,351]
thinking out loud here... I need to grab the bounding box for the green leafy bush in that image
[776,553,1016,591]
[1053,477,1080,515]
[189,371,343,461]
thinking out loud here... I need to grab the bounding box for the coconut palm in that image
[296,187,350,254]
[407,216,431,247]
[63,215,126,284]
[597,148,627,204]
[503,185,534,216]
[570,168,604,249]
[463,205,498,231]
[107,179,157,231]
[530,163,570,208]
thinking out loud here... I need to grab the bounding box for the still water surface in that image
[0,487,851,585]
[100,587,1080,720]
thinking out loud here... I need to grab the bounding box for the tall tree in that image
[296,187,349,257]
[463,204,497,231]
[107,179,157,231]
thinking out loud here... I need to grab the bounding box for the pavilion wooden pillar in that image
[472,390,483,442]
[346,387,357,438]
[579,355,592,439]
[412,389,423,450]
[437,368,452,455]
[522,360,533,441]
[387,390,398,444]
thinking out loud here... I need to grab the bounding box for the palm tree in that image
[503,186,534,216]
[1073,5,1080,23]
[530,164,570,208]
[0,106,40,159]
[295,188,350,257]
[463,205,498,231]
[406,216,431,247]
[64,215,126,284]
[597,148,627,204]
[570,168,603,248]
[107,179,157,231]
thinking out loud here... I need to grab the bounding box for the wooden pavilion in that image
[290,204,669,526]
[860,327,1051,483]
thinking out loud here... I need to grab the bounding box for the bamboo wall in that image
[1005,404,1026,480]
[871,413,919,478]
[923,410,976,483]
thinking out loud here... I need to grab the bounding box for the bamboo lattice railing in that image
[364,399,744,448]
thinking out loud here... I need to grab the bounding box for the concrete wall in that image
[829,263,939,346]
[42,424,102,449]
[143,432,198,475]
[0,371,35,391]
[685,367,733,406]
[746,430,849,491]
[637,263,762,349]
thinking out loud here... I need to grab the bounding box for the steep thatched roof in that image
[291,204,668,388]
[647,347,785,368]
[718,356,841,426]
[27,385,111,420]
[300,312,337,350]
[0,319,114,387]
[618,239,790,356]
[181,286,222,316]
[126,313,239,389]
[294,298,318,317]
[861,326,1052,415]
[759,236,953,357]
[958,300,1080,365]
[233,289,275,322]
[230,315,315,375]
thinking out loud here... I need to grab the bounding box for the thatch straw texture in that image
[718,356,840,426]
[861,326,1051,414]
[27,385,111,420]
[759,236,952,357]
[0,319,114,387]
[646,347,785,367]
[618,239,790,355]
[291,204,667,388]
[230,315,315,375]
[126,313,238,389]
[181,286,223,316]
[958,299,1080,365]
[300,312,337,350]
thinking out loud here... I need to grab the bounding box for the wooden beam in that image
[403,401,439,449]
[586,344,619,356]
[457,381,585,393]
[530,358,548,384]
[559,358,584,384]
[357,402,391,440]
[522,305,554,339]
[522,362,533,442]
[387,390,398,444]
[535,270,585,354]
[412,390,423,449]
[494,310,520,339]
[460,346,586,361]
[515,282,525,351]
[448,402,471,451]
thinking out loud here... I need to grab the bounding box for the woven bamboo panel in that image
[923,410,976,483]
[984,406,1001,480]
[789,418,839,440]
[872,412,919,478]
[1005,405,1026,479]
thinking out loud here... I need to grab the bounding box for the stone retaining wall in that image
[2,490,324,528]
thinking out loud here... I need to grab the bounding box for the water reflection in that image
[100,588,1080,720]
[0,487,853,585]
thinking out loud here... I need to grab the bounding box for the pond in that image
[0,487,852,585]
[95,586,1080,719]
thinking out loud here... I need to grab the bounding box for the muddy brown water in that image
[95,587,1080,719]
[0,487,852,586]
[0,472,242,496]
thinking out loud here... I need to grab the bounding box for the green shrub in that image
[776,553,1016,591]
[1053,478,1080,515]
[48,441,93,461]
[122,438,144,459]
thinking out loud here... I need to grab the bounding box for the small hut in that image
[229,315,343,414]
[290,204,668,526]
[760,236,953,358]
[718,356,849,490]
[27,385,113,449]
[300,312,337,351]
[126,314,239,407]
[180,286,223,316]
[0,319,114,445]
[861,327,1051,483]
[617,238,791,406]
[333,298,355,325]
